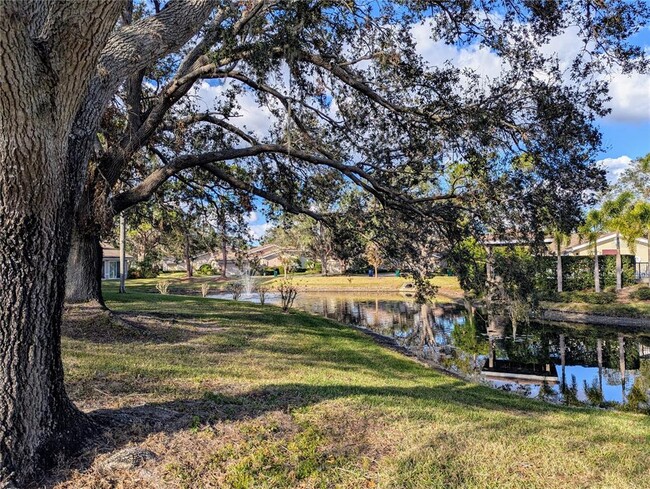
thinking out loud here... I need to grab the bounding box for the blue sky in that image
[588,26,650,180]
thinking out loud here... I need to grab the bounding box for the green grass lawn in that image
[112,273,463,298]
[57,290,650,488]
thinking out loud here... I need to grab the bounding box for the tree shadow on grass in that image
[62,307,279,346]
[38,378,627,488]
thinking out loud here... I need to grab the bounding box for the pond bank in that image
[53,291,650,488]
[539,307,650,329]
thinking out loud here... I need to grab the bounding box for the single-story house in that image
[101,243,133,279]
[193,251,242,276]
[485,233,650,280]
[160,244,308,276]
[160,258,186,273]
[247,243,307,269]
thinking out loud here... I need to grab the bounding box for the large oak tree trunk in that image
[65,229,105,306]
[321,250,329,276]
[0,66,96,489]
[0,3,122,483]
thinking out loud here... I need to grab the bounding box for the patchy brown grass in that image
[45,292,650,489]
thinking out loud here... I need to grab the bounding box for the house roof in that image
[101,243,133,260]
[564,233,649,255]
[248,244,301,259]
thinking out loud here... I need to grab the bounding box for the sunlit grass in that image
[59,291,650,488]
[107,273,462,297]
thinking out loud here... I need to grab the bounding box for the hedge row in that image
[535,254,636,293]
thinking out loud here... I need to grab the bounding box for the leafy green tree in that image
[579,209,606,292]
[623,201,650,285]
[602,192,636,291]
[614,153,650,200]
[2,0,648,482]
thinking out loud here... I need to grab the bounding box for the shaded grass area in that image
[56,291,650,488]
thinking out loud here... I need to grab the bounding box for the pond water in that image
[209,291,650,407]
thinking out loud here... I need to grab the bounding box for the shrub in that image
[277,278,298,312]
[583,379,604,406]
[196,264,217,276]
[200,283,211,298]
[255,284,270,305]
[625,384,649,413]
[226,282,244,300]
[129,258,160,279]
[306,262,322,274]
[156,280,171,295]
[630,287,650,301]
[574,291,617,304]
[535,254,636,292]
[552,291,617,304]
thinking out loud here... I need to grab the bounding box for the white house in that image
[101,243,132,279]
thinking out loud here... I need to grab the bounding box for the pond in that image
[209,291,650,408]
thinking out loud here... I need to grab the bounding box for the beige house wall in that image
[566,235,649,263]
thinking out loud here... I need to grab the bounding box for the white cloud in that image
[411,21,506,82]
[597,155,633,183]
[191,81,275,137]
[248,222,271,241]
[245,211,258,224]
[606,73,650,122]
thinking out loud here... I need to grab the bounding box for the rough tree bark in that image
[0,1,216,484]
[65,231,105,306]
[321,250,329,276]
[0,3,122,484]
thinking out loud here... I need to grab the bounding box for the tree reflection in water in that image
[231,291,650,409]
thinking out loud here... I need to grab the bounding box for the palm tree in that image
[551,230,570,293]
[602,192,635,291]
[579,209,605,293]
[623,201,650,285]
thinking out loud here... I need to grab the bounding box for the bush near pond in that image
[196,263,218,276]
[630,287,650,301]
[535,255,636,294]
